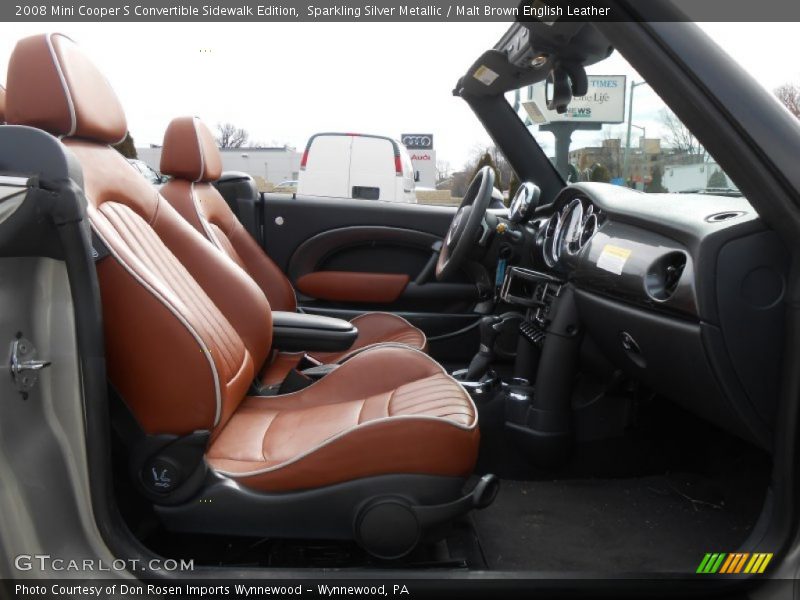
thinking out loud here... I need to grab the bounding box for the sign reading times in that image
[522,75,626,125]
[401,134,434,150]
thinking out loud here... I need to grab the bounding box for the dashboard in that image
[504,181,788,449]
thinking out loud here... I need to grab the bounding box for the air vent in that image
[705,211,745,223]
[645,252,687,301]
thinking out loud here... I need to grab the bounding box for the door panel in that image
[263,195,476,313]
[262,194,457,271]
[261,193,482,361]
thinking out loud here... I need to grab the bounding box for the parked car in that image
[297,132,417,203]
[272,179,298,193]
[127,158,168,185]
[677,186,743,197]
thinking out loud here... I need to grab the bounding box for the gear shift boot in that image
[464,315,504,381]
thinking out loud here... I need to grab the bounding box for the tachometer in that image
[508,182,541,224]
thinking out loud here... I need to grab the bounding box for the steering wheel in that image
[436,166,496,281]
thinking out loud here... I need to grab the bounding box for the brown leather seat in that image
[5,34,478,497]
[0,85,6,123]
[156,116,427,385]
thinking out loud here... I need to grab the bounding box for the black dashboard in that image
[507,182,788,448]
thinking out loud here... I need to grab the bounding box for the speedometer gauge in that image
[558,199,585,257]
[542,213,560,268]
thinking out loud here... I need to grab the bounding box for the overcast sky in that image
[0,22,797,169]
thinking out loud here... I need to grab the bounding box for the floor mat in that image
[472,474,765,573]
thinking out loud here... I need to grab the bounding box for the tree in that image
[113,131,137,159]
[566,163,580,183]
[707,168,728,188]
[215,122,249,148]
[589,163,610,183]
[647,165,667,193]
[486,145,514,189]
[774,83,800,118]
[659,108,704,157]
[462,144,514,188]
[436,160,451,184]
[471,151,501,190]
[508,172,520,200]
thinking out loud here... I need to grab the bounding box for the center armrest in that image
[271,311,358,353]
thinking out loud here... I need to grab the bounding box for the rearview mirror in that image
[546,61,589,114]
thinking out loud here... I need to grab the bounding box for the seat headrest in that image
[6,33,127,144]
[160,116,222,183]
[0,85,6,124]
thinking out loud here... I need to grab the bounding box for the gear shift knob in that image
[465,315,504,381]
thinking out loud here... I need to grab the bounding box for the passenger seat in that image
[157,116,428,385]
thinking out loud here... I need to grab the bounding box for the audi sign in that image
[401,134,434,150]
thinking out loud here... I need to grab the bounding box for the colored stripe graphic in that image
[698,553,773,574]
[696,553,713,573]
[734,553,750,573]
[719,553,738,574]
[697,553,727,573]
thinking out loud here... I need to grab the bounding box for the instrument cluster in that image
[540,196,601,268]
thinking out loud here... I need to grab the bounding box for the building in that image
[137,145,302,191]
[568,138,622,179]
[663,161,737,192]
[569,137,719,190]
[626,138,662,186]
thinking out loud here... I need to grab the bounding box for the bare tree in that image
[215,122,249,148]
[659,109,704,157]
[461,144,515,190]
[774,83,800,118]
[436,160,451,183]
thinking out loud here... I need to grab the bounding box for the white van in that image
[297,133,417,203]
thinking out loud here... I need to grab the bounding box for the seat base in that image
[155,472,497,558]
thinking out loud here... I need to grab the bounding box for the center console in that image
[457,266,581,467]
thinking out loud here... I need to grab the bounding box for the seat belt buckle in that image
[297,353,323,371]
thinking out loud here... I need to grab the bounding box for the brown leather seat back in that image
[159,116,298,313]
[0,85,6,123]
[6,34,272,436]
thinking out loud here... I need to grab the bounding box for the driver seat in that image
[156,116,427,385]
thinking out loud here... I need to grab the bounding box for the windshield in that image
[507,49,738,196]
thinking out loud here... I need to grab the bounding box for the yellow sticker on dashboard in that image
[597,244,631,275]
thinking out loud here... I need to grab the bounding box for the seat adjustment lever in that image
[354,474,499,559]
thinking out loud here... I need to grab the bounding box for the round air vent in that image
[645,252,688,301]
[705,211,746,223]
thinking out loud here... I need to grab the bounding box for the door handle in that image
[414,240,443,285]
